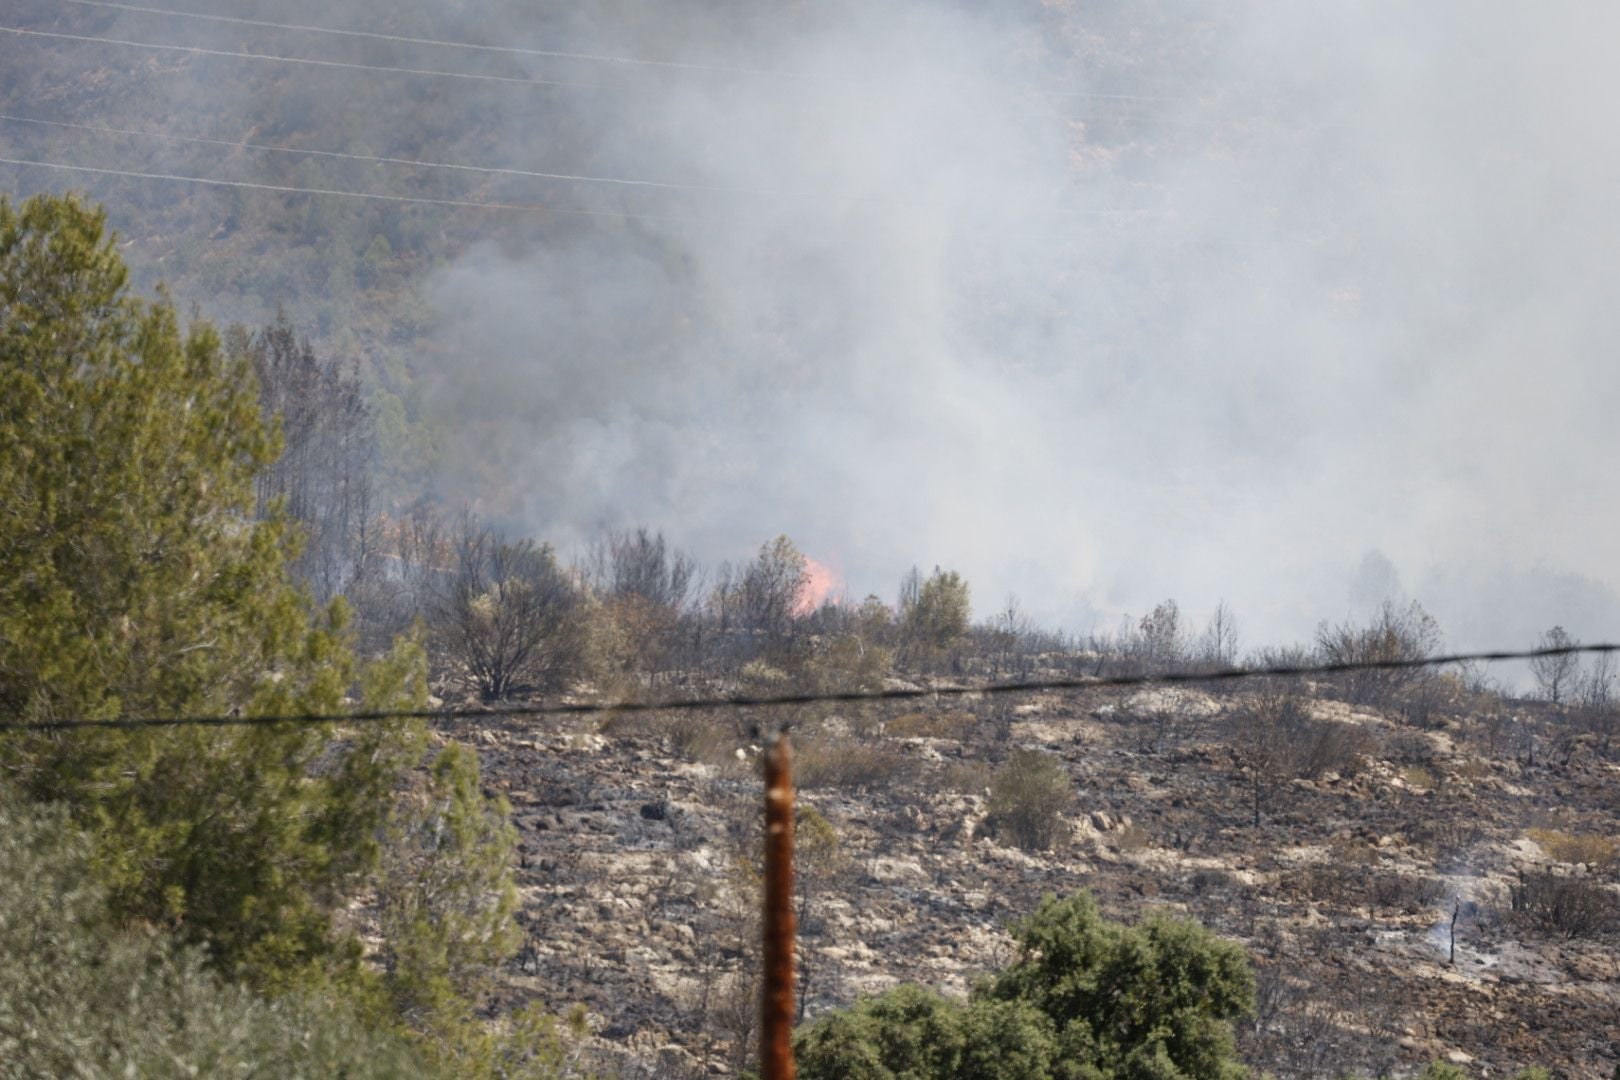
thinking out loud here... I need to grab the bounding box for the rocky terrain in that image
[462,671,1620,1078]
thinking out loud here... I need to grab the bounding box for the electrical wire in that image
[57,0,778,77]
[0,153,678,220]
[0,112,769,195]
[1,643,1612,734]
[0,24,598,89]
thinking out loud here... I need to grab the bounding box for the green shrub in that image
[1419,1064,1470,1080]
[796,890,1253,1080]
[0,798,431,1078]
[985,749,1073,851]
[795,984,1056,1080]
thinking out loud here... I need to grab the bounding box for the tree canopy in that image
[0,193,528,1071]
[796,890,1254,1080]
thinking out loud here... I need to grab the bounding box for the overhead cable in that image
[0,24,597,89]
[0,112,767,195]
[0,643,1612,734]
[0,154,675,220]
[58,0,777,77]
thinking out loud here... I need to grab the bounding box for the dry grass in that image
[795,739,910,791]
[1401,765,1434,792]
[886,710,979,741]
[938,760,992,795]
[1527,829,1619,870]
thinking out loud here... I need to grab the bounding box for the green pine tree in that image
[0,193,520,1034]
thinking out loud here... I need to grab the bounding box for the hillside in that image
[466,668,1619,1077]
[6,4,1619,1077]
[0,0,1221,516]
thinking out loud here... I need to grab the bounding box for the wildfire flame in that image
[794,556,844,616]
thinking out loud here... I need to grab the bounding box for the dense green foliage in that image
[796,891,1254,1080]
[796,985,1057,1080]
[0,190,427,987]
[377,743,524,1062]
[0,798,433,1078]
[0,192,541,1073]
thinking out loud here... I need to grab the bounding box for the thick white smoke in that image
[420,0,1620,654]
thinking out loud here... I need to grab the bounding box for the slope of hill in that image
[468,672,1619,1077]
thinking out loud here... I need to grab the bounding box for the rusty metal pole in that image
[761,732,797,1080]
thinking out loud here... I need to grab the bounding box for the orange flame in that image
[794,556,844,616]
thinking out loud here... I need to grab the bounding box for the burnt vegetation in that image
[218,333,1620,1075]
[36,314,1596,1080]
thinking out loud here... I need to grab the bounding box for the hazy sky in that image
[413,1,1619,655]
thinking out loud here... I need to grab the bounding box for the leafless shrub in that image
[1411,806,1485,857]
[938,760,992,795]
[1315,599,1442,706]
[1297,719,1379,779]
[886,710,978,740]
[1367,873,1447,914]
[1507,870,1618,939]
[794,739,908,791]
[1526,829,1620,872]
[432,520,590,700]
[585,527,703,675]
[1225,691,1374,826]
[1281,863,1363,906]
[1189,867,1238,895]
[1384,728,1439,766]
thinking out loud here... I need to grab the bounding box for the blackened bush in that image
[1508,870,1618,939]
[1368,872,1447,914]
[1298,719,1379,779]
[1315,600,1442,706]
[433,522,591,700]
[795,739,910,791]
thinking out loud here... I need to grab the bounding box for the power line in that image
[0,112,769,195]
[0,150,1153,224]
[0,24,597,90]
[54,0,1160,104]
[1,643,1612,734]
[0,154,677,220]
[58,0,778,78]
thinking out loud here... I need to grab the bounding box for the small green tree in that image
[795,985,1055,1080]
[901,566,971,659]
[378,743,522,1064]
[1419,1064,1470,1080]
[985,749,1073,852]
[987,892,1253,1079]
[796,891,1253,1080]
